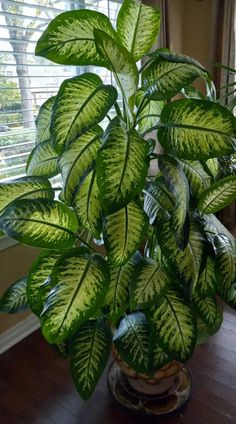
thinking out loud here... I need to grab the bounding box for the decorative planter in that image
[107,348,192,415]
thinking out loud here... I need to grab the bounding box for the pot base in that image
[107,361,192,416]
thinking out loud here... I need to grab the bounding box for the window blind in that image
[0,0,121,182]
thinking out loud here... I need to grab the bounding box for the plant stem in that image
[135,114,161,126]
[141,123,163,137]
[75,233,97,253]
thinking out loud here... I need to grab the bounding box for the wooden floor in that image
[1,307,236,424]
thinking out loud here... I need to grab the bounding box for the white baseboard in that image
[0,314,40,355]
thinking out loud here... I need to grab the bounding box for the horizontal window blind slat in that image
[0,141,35,150]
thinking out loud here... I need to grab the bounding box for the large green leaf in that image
[198,175,236,214]
[97,117,149,213]
[27,250,64,316]
[103,257,136,323]
[70,319,112,400]
[149,290,197,361]
[220,285,236,309]
[41,250,109,343]
[73,169,102,238]
[35,96,55,144]
[143,178,174,224]
[60,127,102,205]
[200,213,235,246]
[192,256,217,297]
[142,51,207,100]
[158,99,236,159]
[94,29,138,110]
[151,343,170,370]
[203,158,219,180]
[192,293,220,329]
[51,73,117,153]
[214,234,236,293]
[26,140,59,178]
[130,258,170,309]
[158,155,189,246]
[116,0,160,61]
[0,276,29,313]
[113,312,150,373]
[136,89,164,133]
[156,212,204,286]
[35,10,117,67]
[179,160,212,198]
[0,176,54,213]
[0,199,78,249]
[104,201,148,266]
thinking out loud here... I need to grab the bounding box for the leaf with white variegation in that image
[142,51,207,100]
[130,258,170,309]
[94,29,138,110]
[113,312,151,373]
[103,257,136,323]
[214,234,236,294]
[143,178,174,224]
[26,140,59,178]
[70,319,112,400]
[0,276,29,313]
[27,250,65,316]
[52,73,117,153]
[35,96,55,144]
[59,127,102,205]
[97,117,149,213]
[151,344,170,370]
[116,0,160,61]
[192,256,217,297]
[158,155,189,247]
[179,160,212,197]
[35,10,117,67]
[41,250,109,343]
[136,89,164,133]
[198,175,236,214]
[0,176,54,213]
[0,199,78,249]
[104,201,148,266]
[192,292,220,329]
[149,290,197,361]
[158,99,236,159]
[203,158,219,180]
[73,169,102,238]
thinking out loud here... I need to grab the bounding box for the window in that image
[0,0,121,182]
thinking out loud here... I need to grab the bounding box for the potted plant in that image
[0,0,236,415]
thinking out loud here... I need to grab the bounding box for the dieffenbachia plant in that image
[0,0,236,400]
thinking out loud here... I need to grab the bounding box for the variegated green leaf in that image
[142,51,207,100]
[151,344,170,370]
[0,199,78,249]
[116,0,160,61]
[94,29,138,110]
[27,250,65,316]
[143,178,174,225]
[220,285,236,309]
[59,127,102,205]
[149,290,197,361]
[203,158,219,180]
[200,213,235,246]
[97,117,149,213]
[0,176,54,213]
[192,256,217,297]
[156,212,204,285]
[73,169,102,238]
[35,96,55,144]
[179,160,212,197]
[26,140,59,178]
[103,257,136,323]
[41,250,109,343]
[192,293,220,329]
[158,99,236,159]
[104,201,148,266]
[214,234,236,293]
[52,73,117,153]
[113,312,150,373]
[70,318,112,400]
[136,89,164,133]
[130,258,170,309]
[35,10,117,67]
[0,276,29,313]
[158,155,189,246]
[196,313,223,344]
[198,175,236,214]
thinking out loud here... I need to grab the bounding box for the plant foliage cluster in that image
[0,0,236,400]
